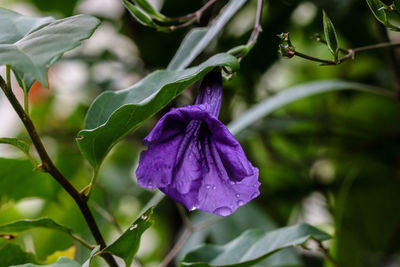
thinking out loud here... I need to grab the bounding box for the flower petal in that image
[136,105,209,192]
[204,115,256,181]
[197,134,260,216]
[136,104,260,216]
[136,134,182,189]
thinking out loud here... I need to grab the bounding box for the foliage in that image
[0,0,399,266]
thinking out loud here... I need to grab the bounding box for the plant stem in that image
[290,41,400,66]
[174,0,219,21]
[247,0,263,47]
[6,65,11,92]
[24,89,29,114]
[159,227,191,267]
[160,204,222,267]
[0,75,118,267]
[85,168,99,199]
[318,242,339,267]
[293,51,335,65]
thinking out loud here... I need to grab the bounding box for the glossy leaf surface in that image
[0,8,100,87]
[180,224,331,267]
[78,53,239,168]
[102,208,154,266]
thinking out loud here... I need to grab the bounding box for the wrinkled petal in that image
[136,133,182,189]
[137,105,210,192]
[136,104,260,216]
[195,130,260,216]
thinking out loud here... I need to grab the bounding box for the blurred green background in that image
[0,0,399,266]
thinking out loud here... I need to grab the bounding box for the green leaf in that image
[366,0,399,30]
[167,0,247,71]
[366,0,388,24]
[0,218,71,235]
[102,208,154,266]
[0,218,90,248]
[0,8,100,87]
[0,138,30,155]
[0,158,55,201]
[10,257,80,267]
[82,246,100,267]
[0,243,38,266]
[78,53,239,168]
[13,71,37,94]
[227,80,394,136]
[122,0,168,32]
[131,0,168,21]
[180,224,331,267]
[322,10,339,62]
[0,9,54,44]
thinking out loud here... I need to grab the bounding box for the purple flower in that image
[136,70,260,216]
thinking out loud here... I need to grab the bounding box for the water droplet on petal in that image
[229,181,236,185]
[237,200,244,206]
[129,224,138,230]
[213,207,232,216]
[190,206,197,211]
[148,181,153,186]
[253,183,258,188]
[212,186,217,190]
[235,193,240,198]
[205,184,211,190]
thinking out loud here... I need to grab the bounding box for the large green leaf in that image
[0,243,38,267]
[102,208,154,266]
[0,218,89,248]
[10,257,80,267]
[167,0,247,71]
[227,80,393,136]
[0,158,55,201]
[180,224,331,267]
[0,8,100,88]
[0,9,54,44]
[78,53,239,168]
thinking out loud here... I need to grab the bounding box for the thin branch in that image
[0,75,118,267]
[293,51,335,65]
[318,242,339,267]
[6,65,11,92]
[176,204,193,231]
[174,0,219,21]
[289,41,400,66]
[160,203,222,267]
[247,0,263,47]
[91,201,123,233]
[159,227,192,267]
[85,168,99,199]
[71,233,96,250]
